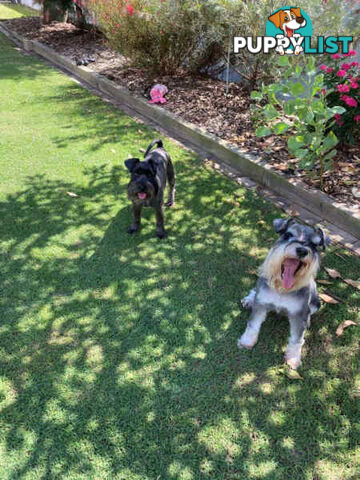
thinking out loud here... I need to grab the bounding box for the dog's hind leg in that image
[238,306,267,350]
[165,159,175,207]
[128,203,142,234]
[285,313,309,369]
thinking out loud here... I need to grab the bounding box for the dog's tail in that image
[144,139,163,157]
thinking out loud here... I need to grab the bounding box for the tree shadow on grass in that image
[0,33,50,81]
[0,153,359,479]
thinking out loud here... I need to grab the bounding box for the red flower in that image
[126,3,135,15]
[341,63,351,71]
[341,96,358,107]
[331,54,341,59]
[334,113,344,126]
[337,84,350,93]
[336,70,347,77]
[320,65,327,70]
[354,115,360,123]
[326,67,334,73]
[343,50,357,57]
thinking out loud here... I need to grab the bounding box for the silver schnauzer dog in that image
[238,218,330,369]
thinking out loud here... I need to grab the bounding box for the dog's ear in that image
[273,218,294,234]
[124,158,140,173]
[290,7,302,18]
[268,10,285,29]
[314,228,331,251]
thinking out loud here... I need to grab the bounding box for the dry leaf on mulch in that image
[66,191,79,198]
[319,293,340,304]
[324,268,341,279]
[336,320,358,336]
[342,278,360,290]
[317,279,333,285]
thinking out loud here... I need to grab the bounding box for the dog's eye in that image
[283,232,293,240]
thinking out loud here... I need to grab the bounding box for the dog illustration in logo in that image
[268,7,307,55]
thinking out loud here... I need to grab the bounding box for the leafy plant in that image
[251,56,345,189]
[320,51,360,145]
[87,0,238,75]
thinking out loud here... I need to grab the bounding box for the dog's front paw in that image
[237,330,258,350]
[128,225,139,234]
[241,289,256,309]
[156,230,167,239]
[165,200,175,208]
[285,345,302,370]
[285,355,301,370]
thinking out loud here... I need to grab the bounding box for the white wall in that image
[19,0,41,11]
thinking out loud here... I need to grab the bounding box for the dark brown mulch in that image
[4,17,360,209]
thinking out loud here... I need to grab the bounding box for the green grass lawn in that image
[0,26,359,480]
[0,3,39,20]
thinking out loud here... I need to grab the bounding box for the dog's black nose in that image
[296,247,308,258]
[296,16,304,23]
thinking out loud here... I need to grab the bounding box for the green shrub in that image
[251,56,346,189]
[87,0,231,74]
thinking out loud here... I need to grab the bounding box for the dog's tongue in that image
[138,192,147,200]
[285,26,293,37]
[282,258,300,290]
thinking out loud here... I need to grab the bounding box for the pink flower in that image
[350,81,359,89]
[334,114,344,126]
[326,67,334,73]
[350,61,359,67]
[321,88,327,95]
[320,65,327,71]
[344,96,358,107]
[126,3,135,14]
[354,115,360,123]
[343,50,357,57]
[341,63,351,71]
[337,70,347,77]
[331,54,341,59]
[337,84,350,93]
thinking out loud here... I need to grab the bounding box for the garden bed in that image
[5,16,360,210]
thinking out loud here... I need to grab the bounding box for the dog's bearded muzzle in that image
[280,244,313,290]
[127,179,156,203]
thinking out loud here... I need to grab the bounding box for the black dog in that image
[125,139,175,238]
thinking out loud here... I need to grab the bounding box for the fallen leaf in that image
[336,320,358,336]
[343,278,360,290]
[110,148,116,154]
[139,148,146,153]
[137,129,144,134]
[319,293,339,304]
[352,187,360,198]
[289,208,299,217]
[324,268,341,279]
[285,368,303,380]
[66,191,79,198]
[317,279,333,285]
